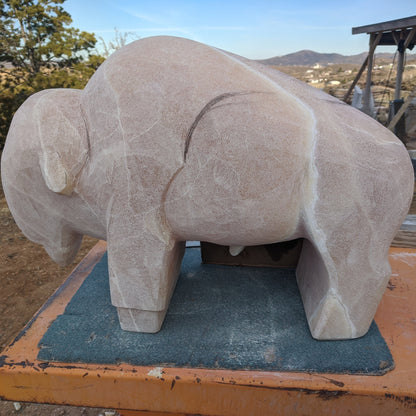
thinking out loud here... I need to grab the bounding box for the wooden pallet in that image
[393,214,416,248]
[1,241,416,415]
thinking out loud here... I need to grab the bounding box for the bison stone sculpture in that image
[2,36,414,340]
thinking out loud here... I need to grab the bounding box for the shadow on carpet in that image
[38,248,394,375]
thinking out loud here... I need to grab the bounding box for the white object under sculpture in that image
[1,36,414,340]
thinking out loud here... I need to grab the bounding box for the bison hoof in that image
[116,307,168,333]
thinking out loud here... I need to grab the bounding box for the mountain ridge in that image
[258,49,413,66]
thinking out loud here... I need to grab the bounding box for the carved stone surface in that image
[1,36,414,340]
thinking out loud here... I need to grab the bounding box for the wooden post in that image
[343,32,382,103]
[393,27,416,100]
[361,32,382,115]
[395,47,405,100]
[405,26,416,49]
[343,57,368,102]
[388,85,416,131]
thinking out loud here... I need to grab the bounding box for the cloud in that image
[200,26,250,31]
[135,26,194,35]
[118,5,184,25]
[124,10,164,24]
[93,27,192,35]
[95,25,249,37]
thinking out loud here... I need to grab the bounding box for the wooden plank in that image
[393,215,416,248]
[401,215,416,231]
[376,30,416,46]
[392,230,416,248]
[388,85,416,131]
[352,15,416,35]
[343,56,368,102]
[394,27,416,100]
[379,31,398,46]
[362,32,383,114]
[405,26,416,48]
[394,50,405,101]
[201,240,302,267]
[343,32,382,103]
[1,244,416,415]
[392,31,400,45]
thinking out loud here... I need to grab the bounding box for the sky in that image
[65,0,416,59]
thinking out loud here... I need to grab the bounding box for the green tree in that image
[0,0,104,149]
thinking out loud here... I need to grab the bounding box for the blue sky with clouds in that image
[65,0,416,59]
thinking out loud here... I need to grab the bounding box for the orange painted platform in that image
[1,241,416,415]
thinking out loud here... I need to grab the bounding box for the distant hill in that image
[257,50,412,66]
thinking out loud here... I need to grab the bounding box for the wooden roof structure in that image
[344,16,416,117]
[352,16,416,46]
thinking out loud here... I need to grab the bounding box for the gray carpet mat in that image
[38,248,394,374]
